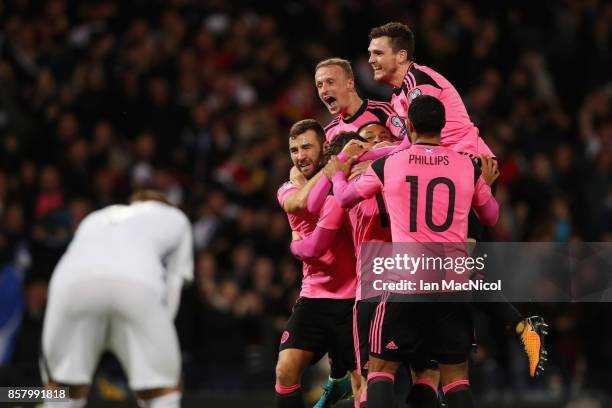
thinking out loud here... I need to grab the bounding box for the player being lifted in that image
[276,119,357,408]
[368,22,548,378]
[326,95,499,408]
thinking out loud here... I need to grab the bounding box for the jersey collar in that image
[343,99,368,124]
[413,142,440,146]
[393,62,415,96]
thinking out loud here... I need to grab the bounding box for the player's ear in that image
[322,141,330,154]
[407,120,416,142]
[398,49,408,64]
[346,77,355,91]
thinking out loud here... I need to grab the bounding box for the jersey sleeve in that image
[290,225,336,259]
[277,181,299,209]
[353,162,384,199]
[164,215,194,317]
[415,84,443,99]
[472,176,494,208]
[317,195,344,230]
[306,176,332,215]
[165,216,194,283]
[385,113,408,140]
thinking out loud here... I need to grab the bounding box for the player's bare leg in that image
[275,348,315,408]
[349,369,362,407]
[356,374,367,408]
[135,388,181,408]
[45,381,88,408]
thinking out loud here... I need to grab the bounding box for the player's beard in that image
[298,158,320,179]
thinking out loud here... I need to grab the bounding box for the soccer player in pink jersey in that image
[298,130,440,408]
[293,131,392,407]
[367,23,494,160]
[325,96,499,408]
[315,58,406,143]
[367,21,496,243]
[275,119,357,408]
[368,22,549,380]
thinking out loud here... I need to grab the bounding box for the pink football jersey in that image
[277,181,356,299]
[325,99,407,142]
[391,63,495,159]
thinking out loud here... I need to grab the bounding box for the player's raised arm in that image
[326,155,383,208]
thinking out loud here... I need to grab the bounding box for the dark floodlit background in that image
[0,0,610,407]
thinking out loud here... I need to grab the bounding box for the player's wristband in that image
[337,152,349,162]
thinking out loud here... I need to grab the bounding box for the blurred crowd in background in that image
[0,0,611,404]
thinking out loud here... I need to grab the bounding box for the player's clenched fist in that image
[323,155,355,180]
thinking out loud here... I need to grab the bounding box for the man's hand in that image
[373,141,395,149]
[289,165,307,187]
[349,160,372,181]
[323,155,355,180]
[341,139,367,158]
[480,155,500,186]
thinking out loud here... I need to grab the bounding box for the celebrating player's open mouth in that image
[324,95,339,113]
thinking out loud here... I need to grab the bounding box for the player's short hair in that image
[369,22,415,59]
[289,119,326,146]
[315,58,354,80]
[408,95,446,136]
[357,121,393,135]
[324,131,367,163]
[129,190,171,206]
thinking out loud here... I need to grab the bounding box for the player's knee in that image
[275,362,300,386]
[438,362,469,385]
[414,368,440,385]
[367,356,394,374]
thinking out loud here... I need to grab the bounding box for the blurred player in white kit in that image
[41,190,193,408]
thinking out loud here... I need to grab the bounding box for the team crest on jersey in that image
[391,116,403,128]
[409,88,422,100]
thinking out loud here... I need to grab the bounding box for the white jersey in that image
[51,201,193,296]
[42,201,192,390]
